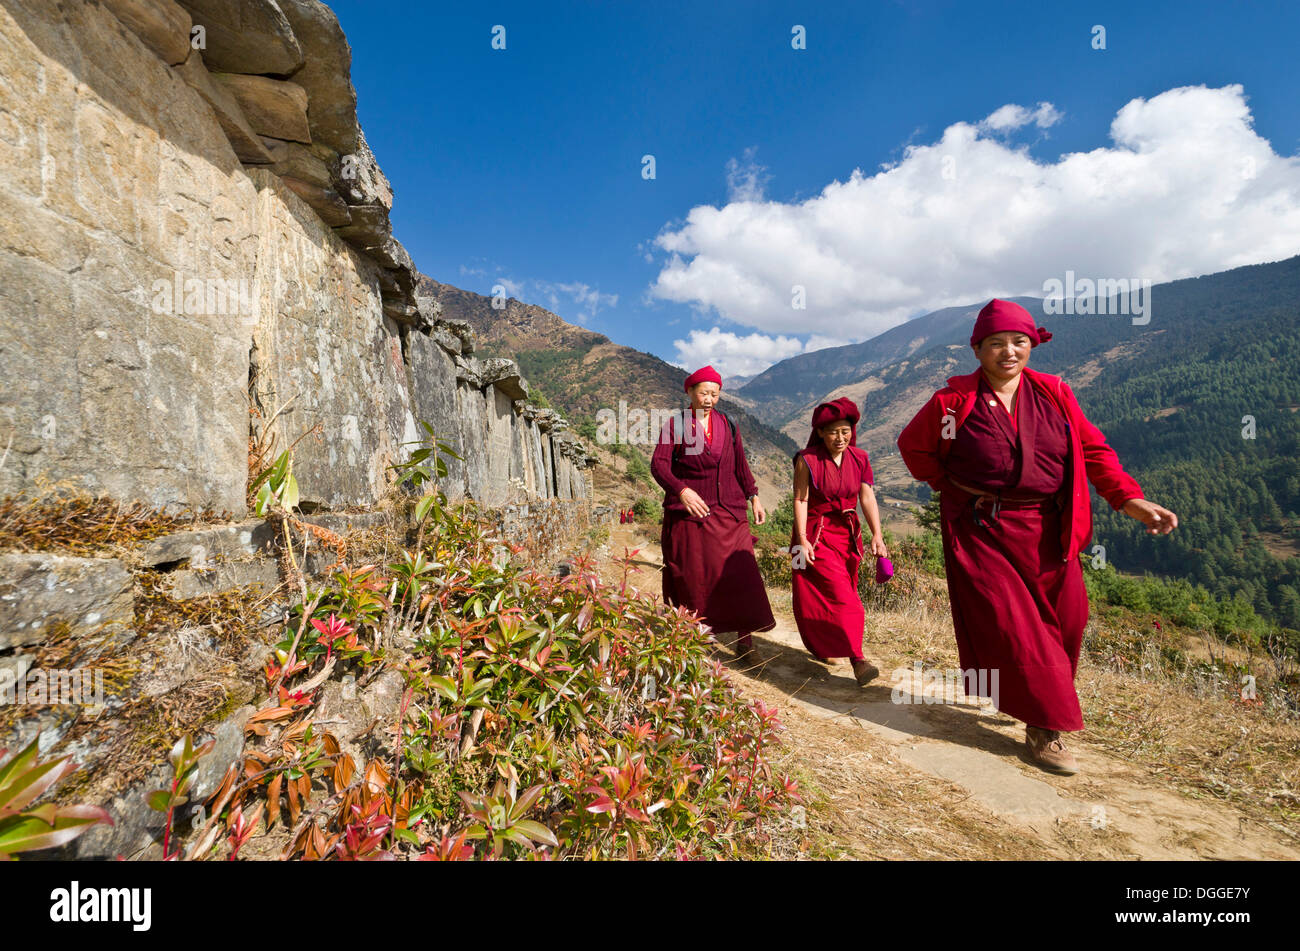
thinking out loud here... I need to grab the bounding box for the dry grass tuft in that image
[0,479,230,556]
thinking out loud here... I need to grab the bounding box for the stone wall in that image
[0,0,596,515]
[0,0,611,860]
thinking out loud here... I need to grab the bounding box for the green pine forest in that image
[1075,265,1300,630]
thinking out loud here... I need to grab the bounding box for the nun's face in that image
[819,421,852,453]
[974,332,1032,382]
[689,381,721,410]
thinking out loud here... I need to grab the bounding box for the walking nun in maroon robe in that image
[897,299,1178,774]
[791,398,889,686]
[651,365,776,657]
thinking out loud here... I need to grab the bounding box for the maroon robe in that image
[940,375,1088,731]
[651,410,776,636]
[791,444,873,660]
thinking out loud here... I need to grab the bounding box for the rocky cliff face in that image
[0,0,595,514]
[0,0,608,858]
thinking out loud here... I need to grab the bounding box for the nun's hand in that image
[751,496,767,525]
[1122,498,1178,535]
[680,487,710,518]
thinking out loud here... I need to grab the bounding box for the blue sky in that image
[329,0,1300,378]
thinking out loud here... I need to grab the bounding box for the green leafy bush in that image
[623,451,653,487]
[225,496,797,860]
[755,538,793,589]
[630,495,662,523]
[756,493,795,540]
[396,509,798,859]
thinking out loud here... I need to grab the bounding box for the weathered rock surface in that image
[139,520,276,567]
[333,130,392,209]
[177,0,304,76]
[280,177,352,226]
[191,704,255,800]
[174,51,276,162]
[334,203,391,246]
[261,136,333,186]
[276,0,358,155]
[315,667,405,773]
[163,558,280,600]
[0,554,134,649]
[212,72,311,143]
[69,763,171,860]
[101,0,194,65]
[0,3,594,515]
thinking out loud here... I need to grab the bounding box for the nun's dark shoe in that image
[851,659,879,686]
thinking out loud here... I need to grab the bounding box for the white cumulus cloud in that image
[980,102,1062,132]
[650,84,1300,345]
[671,327,850,379]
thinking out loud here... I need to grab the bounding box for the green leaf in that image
[427,676,458,702]
[254,482,273,517]
[0,738,41,793]
[512,784,545,817]
[282,473,299,510]
[167,736,192,772]
[512,820,559,848]
[0,746,74,813]
[0,805,112,856]
[415,494,436,524]
[146,790,173,812]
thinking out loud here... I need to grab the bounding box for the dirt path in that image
[598,519,1300,860]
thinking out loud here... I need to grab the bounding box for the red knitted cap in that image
[683,365,723,391]
[807,397,859,448]
[970,299,1052,347]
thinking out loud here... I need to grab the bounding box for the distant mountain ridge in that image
[417,277,801,498]
[736,298,1045,429]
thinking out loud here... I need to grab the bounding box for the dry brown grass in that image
[1077,670,1300,838]
[0,479,230,556]
[855,577,1300,840]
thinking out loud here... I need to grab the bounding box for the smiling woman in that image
[650,365,776,657]
[897,299,1180,776]
[789,397,889,687]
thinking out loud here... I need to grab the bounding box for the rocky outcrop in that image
[0,0,594,515]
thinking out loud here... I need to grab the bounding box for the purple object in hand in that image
[875,555,895,584]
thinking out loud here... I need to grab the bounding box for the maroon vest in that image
[945,376,1069,498]
[658,409,752,518]
[792,444,873,555]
